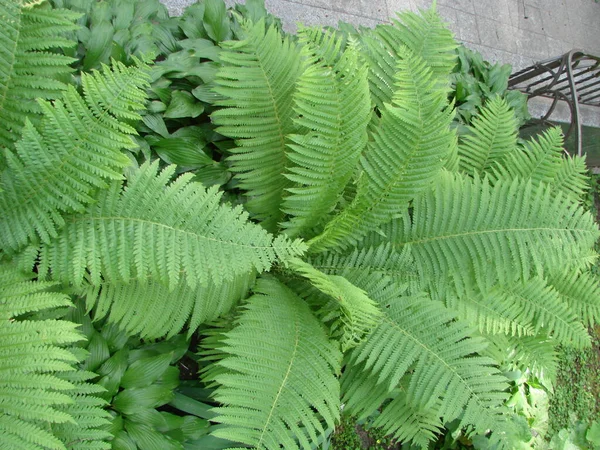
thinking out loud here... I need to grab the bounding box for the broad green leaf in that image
[164,91,205,119]
[120,352,173,389]
[203,0,231,42]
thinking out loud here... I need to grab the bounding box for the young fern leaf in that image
[309,46,456,253]
[80,272,255,340]
[401,172,599,286]
[0,266,110,450]
[207,277,341,450]
[281,30,371,238]
[212,20,303,231]
[38,162,307,290]
[458,96,518,176]
[489,126,589,200]
[0,59,150,252]
[286,257,381,351]
[0,0,79,152]
[358,6,457,108]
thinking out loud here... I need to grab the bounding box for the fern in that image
[281,29,371,238]
[212,20,303,231]
[0,265,110,449]
[0,58,150,252]
[358,6,457,108]
[401,173,599,285]
[286,257,381,351]
[309,46,456,252]
[207,277,341,450]
[348,290,509,433]
[457,96,518,176]
[547,270,600,328]
[38,162,306,290]
[489,126,589,200]
[80,272,255,340]
[0,0,79,152]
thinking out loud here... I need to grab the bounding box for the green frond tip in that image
[490,126,589,200]
[208,277,341,450]
[212,19,303,231]
[287,257,381,351]
[0,0,80,151]
[0,265,110,450]
[358,6,457,108]
[38,161,307,290]
[281,30,371,238]
[401,172,599,286]
[0,58,151,252]
[309,46,456,253]
[458,96,518,176]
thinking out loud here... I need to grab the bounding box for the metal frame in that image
[508,50,600,156]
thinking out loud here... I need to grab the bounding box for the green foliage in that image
[0,58,151,252]
[0,0,79,152]
[0,266,111,449]
[1,1,599,449]
[206,277,342,449]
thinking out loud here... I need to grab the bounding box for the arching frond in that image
[485,334,559,383]
[0,0,79,151]
[458,96,518,176]
[372,384,444,449]
[349,287,509,437]
[548,270,600,328]
[207,277,341,450]
[309,46,456,252]
[0,59,150,252]
[81,272,255,340]
[0,265,110,450]
[287,257,380,351]
[38,162,307,290]
[401,173,599,285]
[212,20,303,231]
[489,127,588,200]
[358,5,457,108]
[281,31,371,238]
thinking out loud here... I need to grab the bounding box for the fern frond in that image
[372,385,444,449]
[281,31,371,238]
[38,162,307,290]
[554,153,589,200]
[0,265,110,450]
[349,289,509,435]
[442,280,536,337]
[81,272,255,340]
[309,46,456,252]
[212,20,303,231]
[208,277,341,450]
[485,334,559,383]
[0,58,150,252]
[358,6,457,108]
[287,257,381,351]
[458,96,518,176]
[548,270,600,328]
[0,0,79,151]
[401,173,599,285]
[489,127,588,200]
